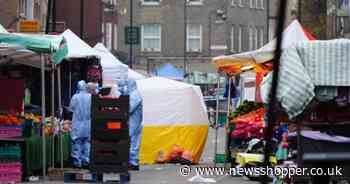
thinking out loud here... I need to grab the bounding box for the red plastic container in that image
[0,127,22,138]
[0,162,21,183]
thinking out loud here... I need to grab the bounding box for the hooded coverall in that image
[119,79,143,166]
[69,80,92,167]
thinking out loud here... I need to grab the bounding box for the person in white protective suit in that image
[69,80,92,168]
[118,79,143,170]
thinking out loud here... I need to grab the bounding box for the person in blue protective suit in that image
[119,79,143,170]
[69,80,92,168]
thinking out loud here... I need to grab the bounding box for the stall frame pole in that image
[51,63,55,168]
[57,66,63,169]
[214,73,220,167]
[41,55,47,179]
[224,76,231,167]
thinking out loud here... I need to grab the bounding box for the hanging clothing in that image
[69,80,92,167]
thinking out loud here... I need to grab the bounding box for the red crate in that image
[0,127,22,138]
[0,162,21,183]
[0,162,21,173]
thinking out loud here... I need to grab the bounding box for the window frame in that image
[113,24,118,50]
[248,26,253,50]
[141,0,160,6]
[141,24,162,52]
[238,26,242,52]
[254,27,259,49]
[260,0,264,9]
[106,22,113,50]
[249,0,255,9]
[259,28,264,47]
[231,26,235,52]
[186,24,202,52]
[187,0,203,6]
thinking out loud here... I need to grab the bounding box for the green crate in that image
[218,114,227,127]
[215,154,227,163]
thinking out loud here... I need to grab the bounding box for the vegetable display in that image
[230,101,264,119]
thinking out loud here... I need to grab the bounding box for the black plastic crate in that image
[92,119,129,141]
[91,139,129,164]
[92,96,129,120]
[90,163,129,173]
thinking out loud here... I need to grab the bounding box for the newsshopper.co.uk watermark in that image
[179,165,343,178]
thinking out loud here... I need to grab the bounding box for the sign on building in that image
[125,26,140,45]
[19,20,40,33]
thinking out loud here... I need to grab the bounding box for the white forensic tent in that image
[213,20,315,68]
[93,43,145,82]
[137,77,209,164]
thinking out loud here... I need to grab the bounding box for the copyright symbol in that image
[180,165,192,176]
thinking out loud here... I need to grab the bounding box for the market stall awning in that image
[0,31,66,67]
[0,32,63,54]
[213,20,315,72]
[0,24,8,34]
[60,29,99,62]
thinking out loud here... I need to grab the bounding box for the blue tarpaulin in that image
[154,63,184,80]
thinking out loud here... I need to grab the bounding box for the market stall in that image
[211,20,316,180]
[260,39,350,183]
[0,28,69,182]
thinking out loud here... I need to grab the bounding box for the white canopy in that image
[61,29,99,59]
[0,24,8,33]
[213,20,315,66]
[93,43,145,81]
[137,77,208,126]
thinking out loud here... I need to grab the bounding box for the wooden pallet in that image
[63,169,130,183]
[63,170,98,183]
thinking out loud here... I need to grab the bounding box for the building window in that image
[106,23,112,50]
[231,26,235,52]
[238,0,244,7]
[188,0,203,5]
[259,28,264,47]
[260,0,264,9]
[113,24,118,50]
[142,0,160,5]
[187,24,202,52]
[254,27,259,49]
[248,26,253,50]
[249,0,255,8]
[141,24,161,52]
[101,23,105,44]
[256,0,264,9]
[238,26,242,52]
[19,0,34,19]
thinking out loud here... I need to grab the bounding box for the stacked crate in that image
[0,145,22,183]
[90,95,130,173]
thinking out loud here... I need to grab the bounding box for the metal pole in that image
[209,11,212,58]
[41,55,47,179]
[57,66,63,169]
[69,63,72,98]
[129,0,133,68]
[45,0,52,34]
[214,73,220,167]
[80,0,84,39]
[184,0,187,74]
[224,76,231,167]
[52,0,56,32]
[51,64,55,168]
[263,0,287,175]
